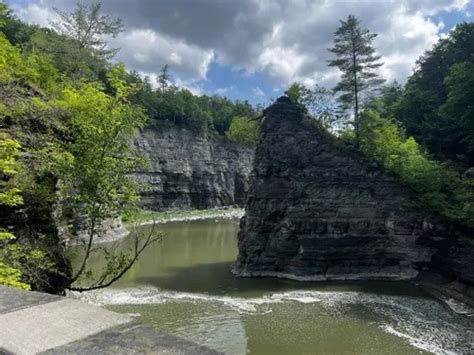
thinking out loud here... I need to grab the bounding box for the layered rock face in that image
[233,97,474,284]
[134,127,254,210]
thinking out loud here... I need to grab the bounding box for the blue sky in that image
[6,0,474,105]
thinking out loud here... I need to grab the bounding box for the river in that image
[74,219,473,354]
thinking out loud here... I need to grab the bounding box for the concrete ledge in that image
[0,286,219,354]
[42,322,218,355]
[0,286,59,314]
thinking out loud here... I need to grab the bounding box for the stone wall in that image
[134,127,254,211]
[233,97,474,285]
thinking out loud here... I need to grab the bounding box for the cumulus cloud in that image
[111,29,214,82]
[9,0,472,90]
[9,2,57,27]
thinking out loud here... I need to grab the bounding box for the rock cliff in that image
[134,127,254,210]
[233,97,474,286]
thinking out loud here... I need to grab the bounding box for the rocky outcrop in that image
[233,97,474,286]
[63,217,130,246]
[134,127,254,211]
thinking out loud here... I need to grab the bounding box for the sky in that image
[5,0,474,105]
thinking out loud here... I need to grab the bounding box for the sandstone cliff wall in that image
[134,127,254,211]
[233,97,473,285]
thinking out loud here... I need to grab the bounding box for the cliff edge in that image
[233,97,474,289]
[134,127,254,210]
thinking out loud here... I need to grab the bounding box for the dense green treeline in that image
[0,3,259,137]
[356,23,474,226]
[394,23,474,167]
[0,0,263,149]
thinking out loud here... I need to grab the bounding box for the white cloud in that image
[374,9,444,82]
[9,3,57,27]
[214,86,235,96]
[173,78,204,96]
[110,29,214,82]
[252,87,265,97]
[9,0,472,91]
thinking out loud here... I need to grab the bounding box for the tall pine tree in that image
[158,64,170,95]
[328,15,384,145]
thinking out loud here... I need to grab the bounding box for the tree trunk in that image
[352,44,359,148]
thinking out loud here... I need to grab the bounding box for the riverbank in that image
[124,207,245,227]
[68,207,245,246]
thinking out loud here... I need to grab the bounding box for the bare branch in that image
[68,220,162,292]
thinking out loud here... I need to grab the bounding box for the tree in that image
[439,62,474,164]
[54,64,161,291]
[0,134,22,208]
[300,84,344,131]
[328,15,385,146]
[51,0,123,60]
[395,23,474,166]
[226,116,260,146]
[157,64,170,95]
[0,133,58,291]
[0,134,28,289]
[285,82,344,131]
[285,83,304,103]
[358,109,474,226]
[0,3,7,28]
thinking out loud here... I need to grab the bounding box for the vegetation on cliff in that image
[0,0,265,292]
[290,17,474,227]
[0,3,155,292]
[354,22,474,226]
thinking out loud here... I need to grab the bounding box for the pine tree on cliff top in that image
[328,15,385,146]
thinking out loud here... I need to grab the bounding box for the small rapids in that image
[75,286,474,355]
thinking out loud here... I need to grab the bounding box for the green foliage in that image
[299,84,344,130]
[157,64,170,95]
[0,32,58,93]
[1,2,257,137]
[359,109,474,226]
[1,236,60,291]
[0,134,29,289]
[149,86,257,135]
[0,1,110,82]
[51,0,123,60]
[54,65,147,222]
[226,116,260,146]
[50,64,160,290]
[394,23,474,166]
[0,3,6,28]
[0,3,167,292]
[439,62,474,159]
[0,133,61,291]
[0,134,22,207]
[0,260,29,290]
[285,83,304,103]
[27,26,108,82]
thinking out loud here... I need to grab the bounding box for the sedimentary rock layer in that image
[233,96,473,284]
[134,127,254,210]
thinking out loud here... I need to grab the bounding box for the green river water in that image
[74,219,473,354]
